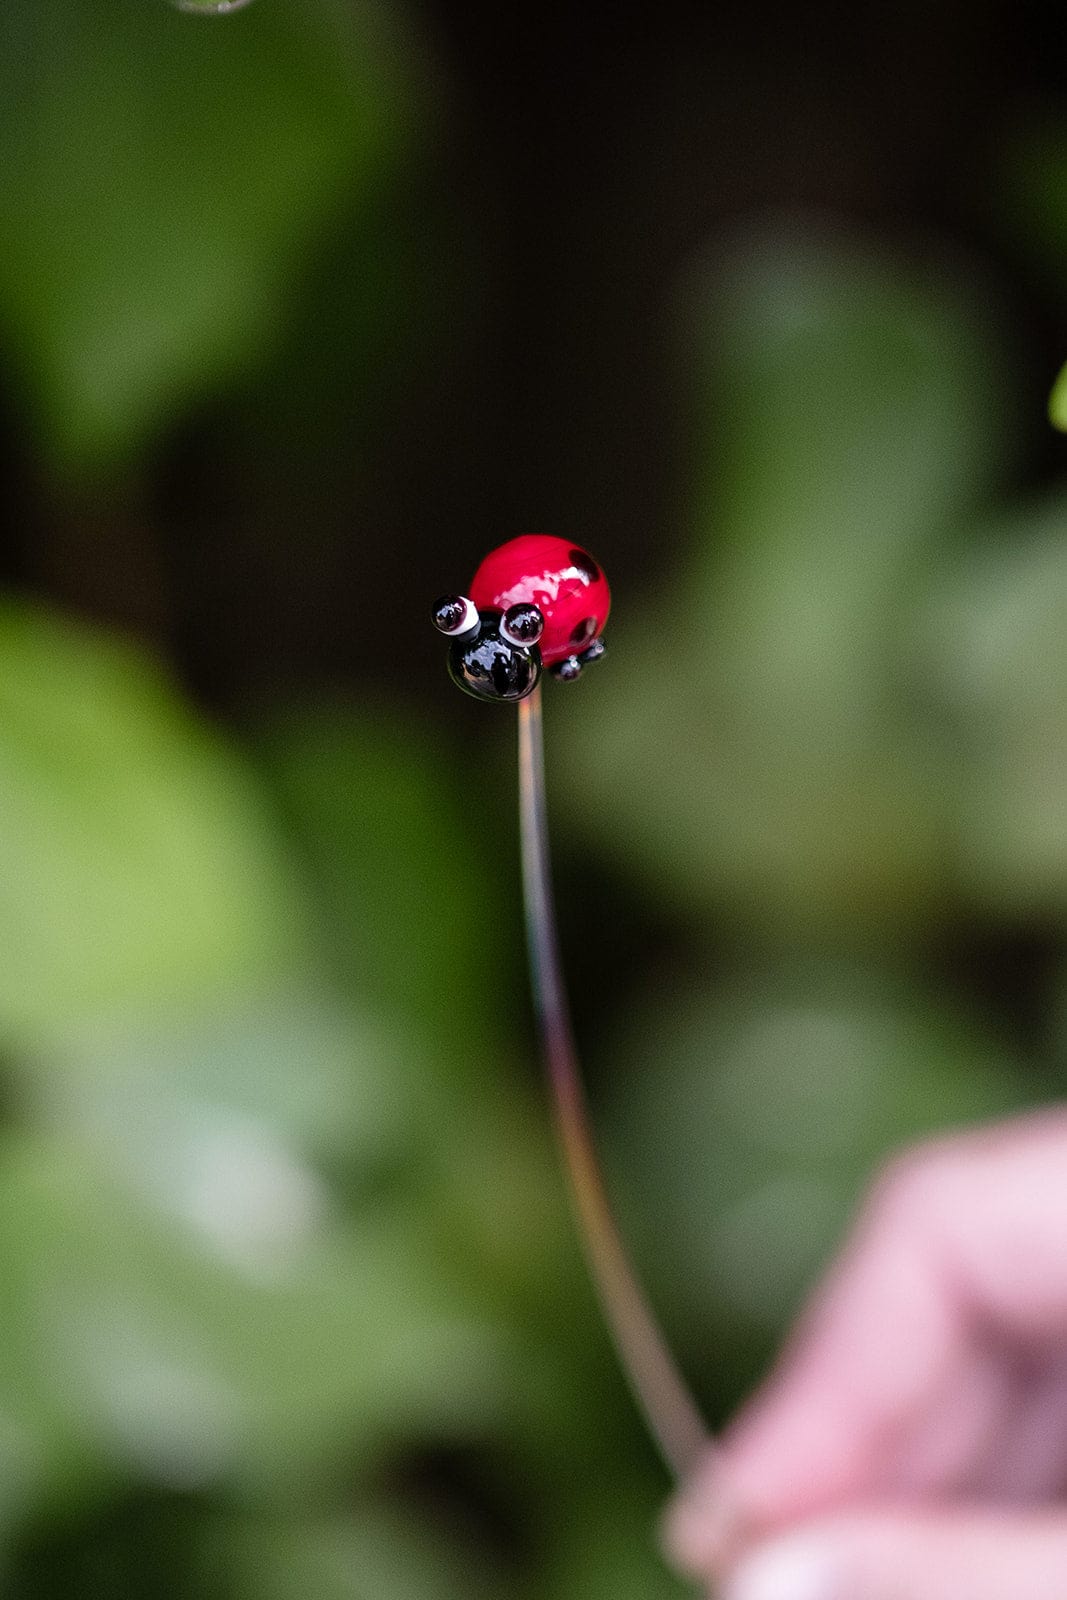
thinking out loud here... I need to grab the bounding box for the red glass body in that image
[469,535,611,668]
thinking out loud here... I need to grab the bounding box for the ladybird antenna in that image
[517,683,709,1481]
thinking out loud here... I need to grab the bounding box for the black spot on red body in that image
[569,549,600,583]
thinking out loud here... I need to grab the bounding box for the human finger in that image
[668,1111,1067,1570]
[718,1509,1067,1600]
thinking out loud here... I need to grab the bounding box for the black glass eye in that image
[500,603,544,648]
[432,594,479,636]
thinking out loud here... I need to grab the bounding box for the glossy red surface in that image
[469,535,611,667]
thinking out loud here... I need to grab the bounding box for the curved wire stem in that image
[517,684,710,1481]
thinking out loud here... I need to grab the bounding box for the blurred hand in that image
[665,1111,1067,1600]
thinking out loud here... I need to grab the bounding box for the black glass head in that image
[433,596,544,702]
[447,613,542,702]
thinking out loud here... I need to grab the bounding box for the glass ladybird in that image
[432,535,610,702]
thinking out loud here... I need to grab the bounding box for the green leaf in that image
[1050,361,1067,431]
[919,494,1067,913]
[557,228,1005,940]
[23,991,417,1195]
[0,0,417,474]
[0,601,313,1037]
[0,1134,515,1513]
[253,702,517,1070]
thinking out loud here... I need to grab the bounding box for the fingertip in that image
[719,1509,1067,1600]
[662,1451,752,1577]
[722,1530,844,1600]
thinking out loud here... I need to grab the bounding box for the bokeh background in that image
[2,0,1067,1593]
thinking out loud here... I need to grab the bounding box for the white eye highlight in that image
[500,603,545,648]
[432,594,479,636]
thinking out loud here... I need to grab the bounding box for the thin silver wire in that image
[517,683,709,1481]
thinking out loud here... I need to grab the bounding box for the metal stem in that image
[517,683,709,1481]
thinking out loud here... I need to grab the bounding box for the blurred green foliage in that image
[558,235,1006,941]
[1049,362,1067,428]
[0,0,414,475]
[0,0,1065,1596]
